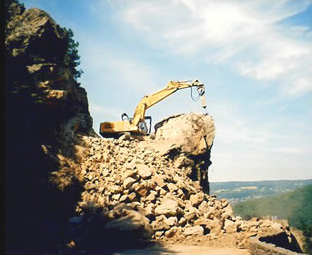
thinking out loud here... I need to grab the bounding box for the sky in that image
[21,0,312,182]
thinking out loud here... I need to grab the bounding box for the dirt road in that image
[110,244,250,255]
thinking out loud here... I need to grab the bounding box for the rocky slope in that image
[4,1,302,254]
[65,120,299,251]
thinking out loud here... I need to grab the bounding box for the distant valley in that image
[210,179,312,205]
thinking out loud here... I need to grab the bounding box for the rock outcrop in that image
[151,113,215,193]
[5,0,94,251]
[154,113,215,156]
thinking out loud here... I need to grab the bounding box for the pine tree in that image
[63,28,83,83]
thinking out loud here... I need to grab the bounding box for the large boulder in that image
[155,198,181,217]
[150,113,215,193]
[154,112,215,156]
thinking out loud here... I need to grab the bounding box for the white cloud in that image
[121,0,312,96]
[285,75,312,95]
[238,37,310,79]
[210,98,312,155]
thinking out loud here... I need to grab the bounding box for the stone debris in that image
[63,113,294,249]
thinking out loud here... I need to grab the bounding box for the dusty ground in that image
[109,244,249,255]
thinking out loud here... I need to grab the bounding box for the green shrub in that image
[63,28,83,82]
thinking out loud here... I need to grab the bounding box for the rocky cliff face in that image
[5,0,94,251]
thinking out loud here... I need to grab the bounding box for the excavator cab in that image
[100,113,152,138]
[121,113,152,134]
[139,116,152,134]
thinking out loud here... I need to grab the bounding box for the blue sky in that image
[22,0,312,182]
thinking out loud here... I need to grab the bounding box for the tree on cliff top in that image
[63,28,83,83]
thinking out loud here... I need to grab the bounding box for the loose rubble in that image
[55,113,296,249]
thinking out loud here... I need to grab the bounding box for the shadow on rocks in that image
[63,202,176,255]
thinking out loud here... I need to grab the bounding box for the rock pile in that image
[62,114,295,249]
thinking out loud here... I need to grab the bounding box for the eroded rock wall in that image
[5,0,94,251]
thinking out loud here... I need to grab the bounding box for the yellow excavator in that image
[99,79,207,138]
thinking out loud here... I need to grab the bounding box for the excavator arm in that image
[99,79,207,138]
[132,80,206,126]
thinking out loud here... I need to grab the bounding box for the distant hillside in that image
[210,179,312,205]
[233,185,312,253]
[233,185,312,230]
